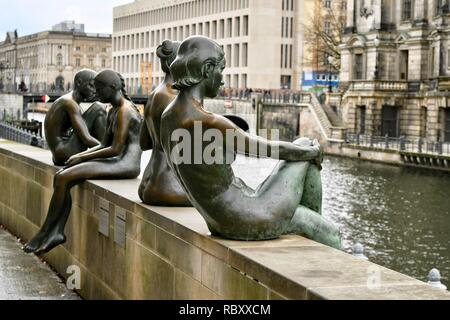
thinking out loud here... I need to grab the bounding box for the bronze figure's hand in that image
[65,155,83,167]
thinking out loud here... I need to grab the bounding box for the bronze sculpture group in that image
[24,36,341,254]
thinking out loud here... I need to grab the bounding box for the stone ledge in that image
[1,140,450,300]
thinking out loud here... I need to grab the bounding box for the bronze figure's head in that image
[94,69,130,104]
[157,39,181,75]
[74,69,97,102]
[170,36,225,98]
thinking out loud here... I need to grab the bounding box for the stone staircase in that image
[307,93,346,141]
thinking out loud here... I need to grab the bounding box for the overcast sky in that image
[0,0,132,40]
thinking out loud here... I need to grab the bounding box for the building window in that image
[89,58,94,67]
[354,54,364,80]
[76,46,81,51]
[324,21,331,35]
[324,0,332,9]
[402,0,412,21]
[56,54,63,67]
[76,58,81,67]
[58,45,63,49]
[102,48,107,52]
[102,59,106,68]
[89,47,94,52]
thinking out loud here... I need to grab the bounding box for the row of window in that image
[282,0,295,11]
[114,42,249,74]
[124,72,248,92]
[281,17,294,38]
[401,0,450,21]
[281,44,294,69]
[114,15,249,52]
[74,46,108,53]
[114,0,250,32]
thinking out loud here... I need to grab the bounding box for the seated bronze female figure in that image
[24,70,142,254]
[160,36,341,249]
[45,69,107,166]
[138,40,192,207]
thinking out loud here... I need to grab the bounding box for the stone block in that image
[0,167,11,207]
[201,252,268,300]
[126,238,174,300]
[135,203,175,234]
[228,245,430,300]
[155,227,202,281]
[307,283,450,300]
[9,173,27,217]
[25,180,43,226]
[126,213,156,251]
[174,269,222,300]
[79,212,104,277]
[34,168,54,189]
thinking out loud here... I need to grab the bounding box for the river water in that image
[231,155,450,287]
[30,108,449,286]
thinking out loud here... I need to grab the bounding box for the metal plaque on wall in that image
[98,198,109,237]
[114,206,126,248]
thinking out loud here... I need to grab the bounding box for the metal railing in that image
[0,121,48,149]
[345,133,450,156]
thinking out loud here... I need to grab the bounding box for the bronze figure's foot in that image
[23,232,48,253]
[36,232,67,254]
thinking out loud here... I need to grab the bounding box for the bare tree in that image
[303,0,347,72]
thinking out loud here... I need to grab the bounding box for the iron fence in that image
[345,133,450,156]
[0,121,48,149]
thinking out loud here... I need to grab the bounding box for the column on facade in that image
[427,99,440,142]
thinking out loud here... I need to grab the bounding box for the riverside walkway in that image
[0,226,80,300]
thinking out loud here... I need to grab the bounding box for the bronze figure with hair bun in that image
[138,40,192,206]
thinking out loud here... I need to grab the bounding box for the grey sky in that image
[0,0,132,40]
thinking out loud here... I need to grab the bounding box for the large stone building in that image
[113,0,330,92]
[339,0,450,143]
[0,23,112,93]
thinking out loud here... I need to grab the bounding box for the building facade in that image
[113,0,322,92]
[300,0,346,92]
[0,25,112,93]
[340,0,450,143]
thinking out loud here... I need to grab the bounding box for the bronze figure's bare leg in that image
[25,160,137,254]
[24,69,142,254]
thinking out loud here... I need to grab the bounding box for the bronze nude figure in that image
[24,70,142,254]
[138,40,192,206]
[45,69,107,166]
[160,36,341,249]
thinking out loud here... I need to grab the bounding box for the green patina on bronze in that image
[44,69,107,166]
[138,40,192,207]
[160,36,341,249]
[24,70,142,254]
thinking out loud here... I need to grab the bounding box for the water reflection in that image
[322,156,450,287]
[232,155,450,287]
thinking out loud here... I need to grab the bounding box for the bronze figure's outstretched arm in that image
[160,36,341,248]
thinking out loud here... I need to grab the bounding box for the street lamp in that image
[327,55,335,93]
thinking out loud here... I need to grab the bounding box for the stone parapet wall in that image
[1,140,450,300]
